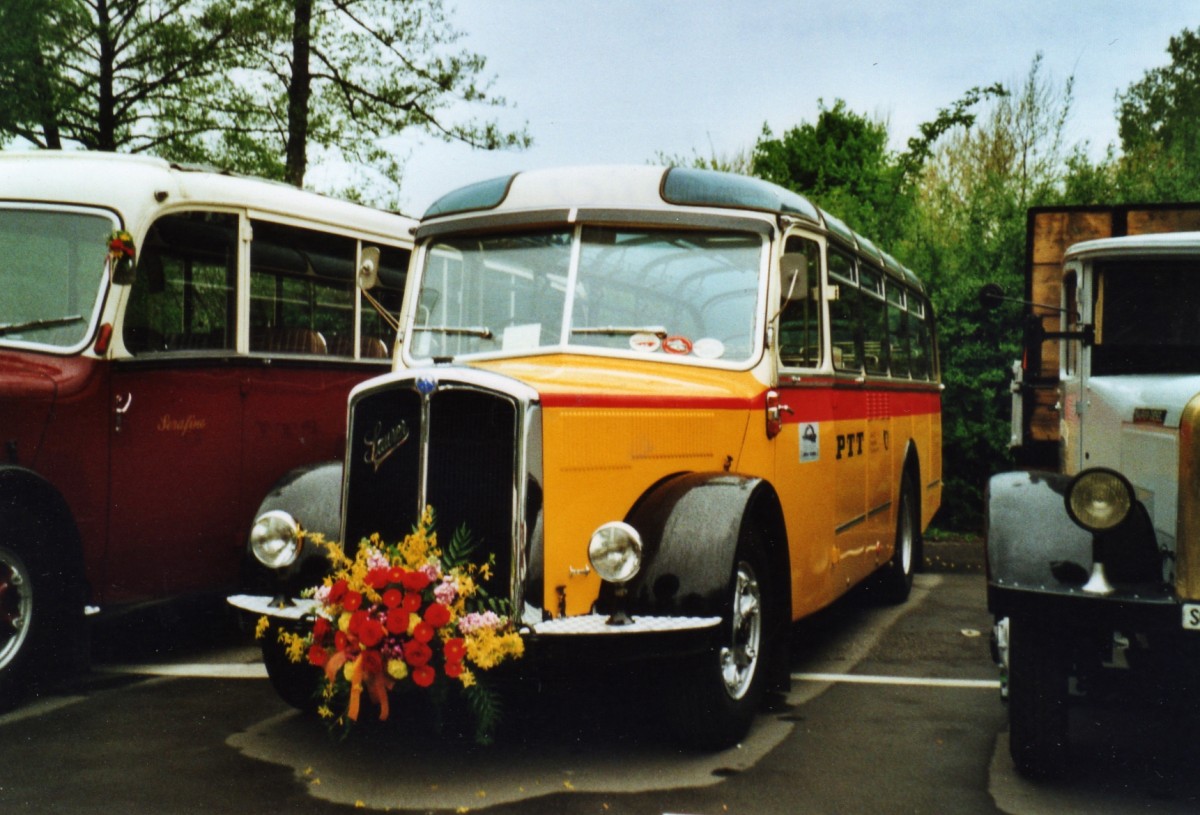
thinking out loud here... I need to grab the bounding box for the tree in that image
[910,54,1082,529]
[1115,27,1200,200]
[752,100,910,245]
[203,0,532,196]
[0,0,529,205]
[0,0,267,154]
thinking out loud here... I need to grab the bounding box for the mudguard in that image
[985,470,1093,593]
[601,472,787,619]
[986,469,1169,627]
[240,460,343,594]
[0,465,84,573]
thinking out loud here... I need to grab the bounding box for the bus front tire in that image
[261,629,322,714]
[667,529,770,749]
[0,518,82,711]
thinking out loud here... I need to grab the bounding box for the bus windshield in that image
[411,226,764,363]
[0,207,114,350]
[1092,259,1200,375]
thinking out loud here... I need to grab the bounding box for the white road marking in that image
[792,672,1000,689]
[97,663,268,679]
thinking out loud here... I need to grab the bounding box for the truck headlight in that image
[1066,468,1134,532]
[250,510,302,569]
[587,521,643,584]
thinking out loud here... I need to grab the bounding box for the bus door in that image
[107,210,245,602]
[775,234,841,611]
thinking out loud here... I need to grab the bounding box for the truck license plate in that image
[1183,604,1200,630]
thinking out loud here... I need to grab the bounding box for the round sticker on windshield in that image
[692,338,725,359]
[662,335,693,355]
[629,332,661,353]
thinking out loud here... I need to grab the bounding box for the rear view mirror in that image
[780,253,809,305]
[358,245,381,291]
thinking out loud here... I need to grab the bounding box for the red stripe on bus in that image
[538,386,941,419]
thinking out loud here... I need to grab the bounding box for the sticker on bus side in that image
[800,422,820,462]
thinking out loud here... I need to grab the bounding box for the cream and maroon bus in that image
[0,152,414,707]
[238,165,941,746]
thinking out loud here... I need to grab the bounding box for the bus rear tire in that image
[871,471,919,604]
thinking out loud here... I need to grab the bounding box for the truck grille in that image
[342,372,541,614]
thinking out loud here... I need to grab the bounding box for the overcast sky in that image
[364,1,1199,217]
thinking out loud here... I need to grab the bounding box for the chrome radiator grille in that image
[342,372,540,612]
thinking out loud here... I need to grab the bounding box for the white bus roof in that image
[0,151,416,242]
[1066,230,1200,262]
[420,165,925,291]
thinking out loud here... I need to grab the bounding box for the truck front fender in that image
[985,470,1094,595]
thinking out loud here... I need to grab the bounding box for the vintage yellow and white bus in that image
[237,165,941,746]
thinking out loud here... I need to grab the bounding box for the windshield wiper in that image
[414,325,494,339]
[571,325,667,338]
[0,315,84,336]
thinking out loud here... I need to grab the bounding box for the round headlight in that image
[250,510,302,569]
[1066,468,1135,532]
[587,521,643,584]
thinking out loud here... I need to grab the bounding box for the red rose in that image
[402,571,431,592]
[342,590,363,612]
[358,617,385,648]
[444,638,465,662]
[366,567,391,590]
[404,639,432,666]
[328,579,348,603]
[424,602,451,629]
[334,631,351,652]
[312,617,331,641]
[348,610,370,637]
[386,608,409,635]
[413,622,434,644]
[382,588,403,609]
[388,566,407,583]
[401,592,423,613]
[412,664,435,687]
[308,645,329,667]
[443,660,462,678]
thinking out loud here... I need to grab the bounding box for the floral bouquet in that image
[262,507,523,742]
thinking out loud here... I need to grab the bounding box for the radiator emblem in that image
[363,420,410,472]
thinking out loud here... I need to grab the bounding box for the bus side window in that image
[777,235,821,368]
[249,220,356,356]
[860,265,887,376]
[886,282,910,378]
[909,297,932,380]
[828,251,861,372]
[123,211,237,354]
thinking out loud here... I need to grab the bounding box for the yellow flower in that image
[465,629,524,670]
[317,706,334,719]
[387,660,408,681]
[279,629,307,663]
[254,616,270,640]
[339,612,352,633]
[459,668,476,688]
